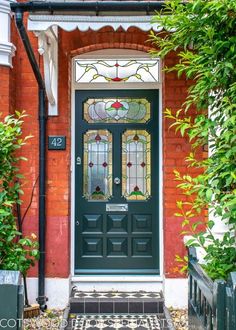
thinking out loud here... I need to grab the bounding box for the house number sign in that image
[48,136,66,150]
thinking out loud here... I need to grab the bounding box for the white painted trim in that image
[71,281,163,293]
[0,0,14,15]
[26,277,70,309]
[37,27,58,116]
[0,0,16,67]
[164,278,188,309]
[0,41,15,67]
[71,276,163,282]
[28,14,163,32]
[70,49,163,285]
[72,83,161,91]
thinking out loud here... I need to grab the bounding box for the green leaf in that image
[192,221,203,231]
[206,189,213,201]
[0,111,38,274]
[207,220,215,229]
[199,235,205,246]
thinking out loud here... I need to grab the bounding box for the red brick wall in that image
[2,24,199,278]
[163,55,192,277]
[0,67,11,116]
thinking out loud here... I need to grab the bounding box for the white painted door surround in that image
[70,49,164,291]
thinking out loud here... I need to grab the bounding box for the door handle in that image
[114,177,121,185]
[76,221,80,226]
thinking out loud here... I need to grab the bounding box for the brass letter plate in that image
[106,204,128,212]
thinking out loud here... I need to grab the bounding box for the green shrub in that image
[0,111,38,275]
[151,0,236,280]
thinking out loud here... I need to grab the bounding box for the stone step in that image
[66,313,170,330]
[69,290,164,314]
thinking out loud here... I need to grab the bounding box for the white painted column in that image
[0,0,16,67]
[210,213,228,238]
[208,100,229,239]
[164,278,188,308]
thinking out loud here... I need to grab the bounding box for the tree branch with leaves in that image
[0,112,39,275]
[150,0,236,280]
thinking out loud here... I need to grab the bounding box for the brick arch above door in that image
[70,43,151,58]
[59,27,152,58]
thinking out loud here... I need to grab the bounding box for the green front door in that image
[74,90,159,274]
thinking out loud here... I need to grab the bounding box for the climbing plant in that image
[0,111,38,275]
[150,0,236,280]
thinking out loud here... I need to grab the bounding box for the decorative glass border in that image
[75,59,159,83]
[83,98,150,123]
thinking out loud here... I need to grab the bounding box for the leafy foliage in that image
[151,0,236,280]
[0,112,38,275]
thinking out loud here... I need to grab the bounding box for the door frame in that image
[70,50,163,281]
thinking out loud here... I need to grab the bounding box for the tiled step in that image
[69,290,164,314]
[66,313,169,330]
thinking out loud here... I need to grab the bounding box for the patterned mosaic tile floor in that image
[71,314,163,330]
[67,291,168,329]
[72,291,162,300]
[70,291,164,315]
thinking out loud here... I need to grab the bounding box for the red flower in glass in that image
[133,134,140,141]
[134,186,139,192]
[88,162,94,167]
[111,77,123,82]
[127,162,132,168]
[95,134,101,141]
[95,186,101,192]
[102,162,108,167]
[111,101,123,109]
[140,162,146,168]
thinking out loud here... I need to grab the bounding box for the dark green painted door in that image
[74,90,159,274]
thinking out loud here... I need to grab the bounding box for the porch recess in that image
[10,0,165,310]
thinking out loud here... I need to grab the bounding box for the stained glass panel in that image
[84,98,150,123]
[122,130,151,200]
[75,59,159,83]
[83,130,112,200]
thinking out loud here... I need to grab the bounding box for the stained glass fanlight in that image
[84,98,150,123]
[75,59,159,83]
[83,130,112,200]
[122,130,151,200]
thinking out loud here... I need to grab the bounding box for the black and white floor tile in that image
[72,291,162,300]
[72,314,161,330]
